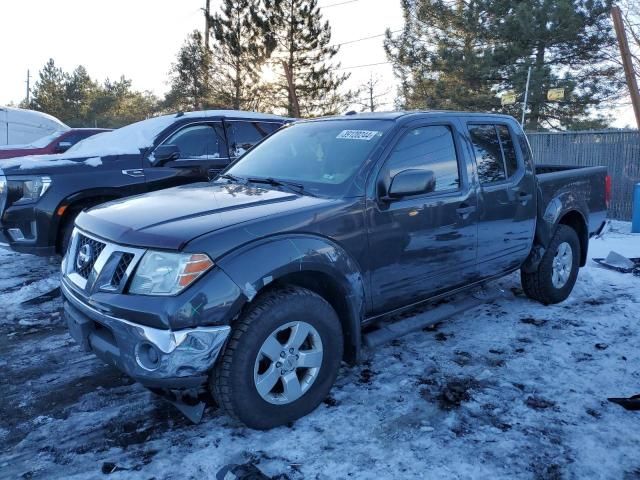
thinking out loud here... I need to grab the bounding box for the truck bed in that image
[535,163,608,236]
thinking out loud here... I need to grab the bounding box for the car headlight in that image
[12,176,52,204]
[129,251,214,296]
[0,175,6,212]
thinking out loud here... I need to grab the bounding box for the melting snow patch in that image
[84,157,102,167]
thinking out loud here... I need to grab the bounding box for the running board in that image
[363,288,500,348]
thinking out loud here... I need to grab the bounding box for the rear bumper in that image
[62,280,231,388]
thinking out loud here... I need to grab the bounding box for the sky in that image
[0,0,634,127]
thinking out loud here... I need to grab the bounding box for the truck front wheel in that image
[211,286,343,429]
[521,224,581,305]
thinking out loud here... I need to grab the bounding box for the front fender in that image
[216,234,366,363]
[48,187,127,248]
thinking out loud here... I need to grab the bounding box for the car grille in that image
[111,253,135,288]
[74,234,106,279]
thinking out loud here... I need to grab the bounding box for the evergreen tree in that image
[92,77,159,128]
[263,0,349,117]
[65,66,98,127]
[209,0,274,110]
[490,0,622,130]
[385,0,499,112]
[28,59,159,128]
[166,30,216,110]
[29,58,68,121]
[386,0,623,130]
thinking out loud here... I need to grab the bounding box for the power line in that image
[319,0,360,8]
[334,61,392,71]
[336,30,402,47]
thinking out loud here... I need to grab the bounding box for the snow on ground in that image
[0,222,639,479]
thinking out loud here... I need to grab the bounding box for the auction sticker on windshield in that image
[336,130,381,141]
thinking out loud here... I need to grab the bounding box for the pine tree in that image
[65,66,98,126]
[386,0,623,130]
[384,0,499,112]
[209,0,274,110]
[92,77,158,128]
[29,59,69,121]
[166,30,216,110]
[489,0,622,130]
[263,0,349,117]
[29,59,159,128]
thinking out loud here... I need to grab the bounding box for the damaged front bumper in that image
[62,280,231,389]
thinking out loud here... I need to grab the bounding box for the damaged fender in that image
[216,234,366,363]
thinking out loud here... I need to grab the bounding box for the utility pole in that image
[204,0,211,51]
[521,66,532,128]
[282,61,301,117]
[368,75,375,112]
[26,69,31,105]
[612,5,640,129]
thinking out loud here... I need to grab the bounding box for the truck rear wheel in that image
[521,225,580,305]
[211,286,343,429]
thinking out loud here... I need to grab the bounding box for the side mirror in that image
[387,169,436,199]
[55,141,73,153]
[152,144,181,165]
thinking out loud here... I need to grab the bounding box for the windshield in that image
[0,130,66,150]
[226,119,392,196]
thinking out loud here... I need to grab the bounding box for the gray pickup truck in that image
[61,111,608,429]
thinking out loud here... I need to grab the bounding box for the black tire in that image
[59,211,78,256]
[211,286,343,429]
[521,224,581,305]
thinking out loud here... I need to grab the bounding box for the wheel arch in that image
[53,189,125,253]
[216,234,366,365]
[557,209,588,266]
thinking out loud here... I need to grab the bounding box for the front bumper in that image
[0,202,57,256]
[62,280,231,388]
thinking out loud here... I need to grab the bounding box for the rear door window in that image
[496,125,519,177]
[468,124,522,183]
[226,121,274,158]
[468,125,506,184]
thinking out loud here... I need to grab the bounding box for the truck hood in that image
[75,182,333,250]
[0,153,106,175]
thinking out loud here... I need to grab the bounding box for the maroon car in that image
[0,128,110,160]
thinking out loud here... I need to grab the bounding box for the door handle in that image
[456,205,476,217]
[517,192,533,203]
[121,169,144,178]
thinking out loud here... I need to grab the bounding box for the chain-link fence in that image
[527,130,640,220]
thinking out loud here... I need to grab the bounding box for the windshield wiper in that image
[217,173,246,183]
[246,177,316,197]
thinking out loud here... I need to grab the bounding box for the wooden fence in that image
[527,130,640,220]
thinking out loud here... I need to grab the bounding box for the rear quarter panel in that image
[536,165,608,237]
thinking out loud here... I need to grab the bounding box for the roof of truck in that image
[175,110,292,121]
[304,110,518,122]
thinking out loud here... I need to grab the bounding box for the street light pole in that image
[26,69,31,105]
[521,66,532,128]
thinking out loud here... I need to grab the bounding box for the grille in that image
[111,253,134,287]
[74,234,106,279]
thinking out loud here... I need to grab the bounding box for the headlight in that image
[0,175,6,212]
[13,176,52,204]
[129,251,214,296]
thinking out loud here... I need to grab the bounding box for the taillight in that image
[605,175,612,208]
